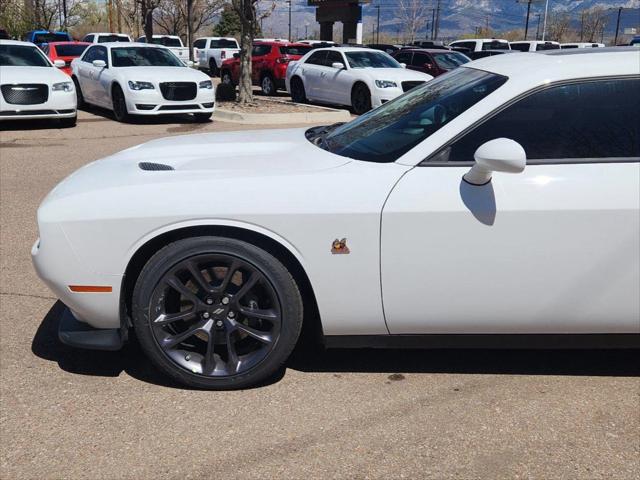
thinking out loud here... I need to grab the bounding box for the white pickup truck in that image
[136,35,190,63]
[193,37,240,75]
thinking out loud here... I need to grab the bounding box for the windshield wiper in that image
[306,122,344,150]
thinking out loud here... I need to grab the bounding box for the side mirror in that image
[53,59,65,68]
[400,62,407,68]
[331,62,345,69]
[463,138,526,186]
[92,59,106,68]
[233,52,240,58]
[186,60,194,67]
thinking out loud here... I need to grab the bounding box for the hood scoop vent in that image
[139,162,174,171]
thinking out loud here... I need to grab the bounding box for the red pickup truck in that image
[220,41,314,95]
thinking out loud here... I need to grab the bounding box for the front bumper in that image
[58,307,124,350]
[0,88,76,121]
[371,87,404,108]
[125,87,215,115]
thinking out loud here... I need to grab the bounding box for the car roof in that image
[312,46,384,53]
[98,42,165,48]
[0,39,39,46]
[511,40,559,44]
[137,34,180,38]
[88,32,130,36]
[465,47,638,81]
[47,41,91,46]
[398,48,460,54]
[452,38,509,43]
[253,40,311,47]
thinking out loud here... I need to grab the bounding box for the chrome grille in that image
[159,82,197,101]
[1,84,49,105]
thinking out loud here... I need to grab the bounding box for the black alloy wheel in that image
[112,85,130,123]
[351,83,372,115]
[290,77,307,104]
[132,237,303,389]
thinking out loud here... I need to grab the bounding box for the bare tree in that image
[231,0,275,104]
[546,12,573,42]
[397,0,430,43]
[135,0,161,40]
[581,7,607,42]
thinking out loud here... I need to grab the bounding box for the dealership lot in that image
[1,111,639,479]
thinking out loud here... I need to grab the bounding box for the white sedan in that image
[0,40,77,126]
[285,47,432,114]
[33,49,639,389]
[71,42,215,122]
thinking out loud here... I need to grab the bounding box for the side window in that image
[510,43,530,52]
[412,52,431,66]
[83,34,94,43]
[324,51,344,67]
[446,78,640,162]
[83,46,98,63]
[95,46,108,64]
[193,39,206,49]
[394,51,412,64]
[305,50,327,65]
[251,45,271,57]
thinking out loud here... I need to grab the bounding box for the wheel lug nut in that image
[206,297,213,305]
[228,311,235,318]
[202,312,210,319]
[221,297,229,305]
[216,320,224,327]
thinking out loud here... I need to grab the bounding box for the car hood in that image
[113,66,209,82]
[44,128,351,201]
[0,66,70,84]
[357,67,432,82]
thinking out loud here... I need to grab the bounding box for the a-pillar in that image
[320,21,334,41]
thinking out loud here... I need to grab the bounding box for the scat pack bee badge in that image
[331,238,350,255]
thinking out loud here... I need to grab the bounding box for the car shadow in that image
[0,118,74,131]
[32,302,639,392]
[78,104,212,125]
[31,301,283,390]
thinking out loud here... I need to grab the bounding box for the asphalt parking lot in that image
[1,110,639,479]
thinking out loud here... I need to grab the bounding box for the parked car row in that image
[0,39,214,127]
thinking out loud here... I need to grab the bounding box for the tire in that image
[290,77,307,104]
[220,70,233,86]
[351,83,372,115]
[193,112,213,122]
[72,76,84,109]
[111,84,131,123]
[209,59,219,77]
[59,115,77,128]
[131,236,304,390]
[260,73,276,96]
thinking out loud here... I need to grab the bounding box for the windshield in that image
[34,32,69,43]
[0,44,51,66]
[111,47,184,67]
[432,51,469,70]
[482,41,509,51]
[98,35,130,43]
[317,68,507,163]
[280,45,313,56]
[139,36,183,47]
[55,44,89,56]
[345,51,400,68]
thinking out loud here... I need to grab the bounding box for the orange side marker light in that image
[68,285,113,293]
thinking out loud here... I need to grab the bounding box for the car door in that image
[409,52,432,75]
[381,77,640,334]
[77,45,98,102]
[83,45,110,107]
[251,44,271,84]
[393,50,413,69]
[320,51,352,105]
[299,50,327,100]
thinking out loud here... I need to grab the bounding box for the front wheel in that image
[351,83,372,115]
[72,76,84,109]
[131,236,303,390]
[111,85,131,123]
[220,70,233,86]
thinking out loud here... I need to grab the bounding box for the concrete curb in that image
[214,104,352,124]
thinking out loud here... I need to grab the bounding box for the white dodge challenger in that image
[33,48,639,389]
[71,42,215,122]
